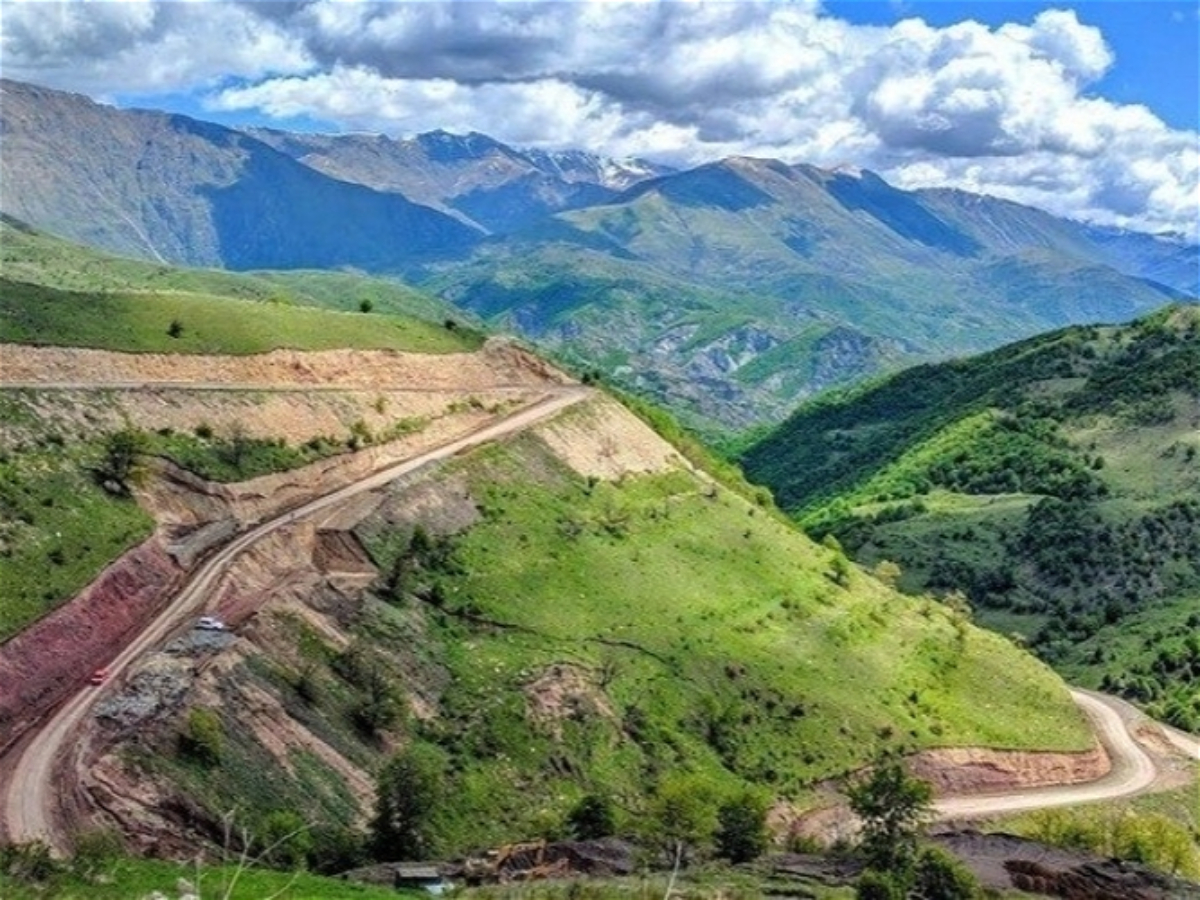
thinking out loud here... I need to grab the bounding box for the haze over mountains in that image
[2,77,1195,429]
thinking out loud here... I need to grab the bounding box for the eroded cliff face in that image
[908,745,1110,795]
[24,391,685,855]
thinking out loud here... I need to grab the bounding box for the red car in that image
[89,668,109,686]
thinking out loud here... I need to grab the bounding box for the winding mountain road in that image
[933,689,1171,821]
[1,387,591,852]
[2,379,1196,851]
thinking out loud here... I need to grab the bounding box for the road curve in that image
[933,689,1160,820]
[2,387,591,852]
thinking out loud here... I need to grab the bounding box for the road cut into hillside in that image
[932,689,1159,820]
[0,386,591,852]
[0,340,568,391]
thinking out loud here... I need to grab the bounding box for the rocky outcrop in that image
[910,744,1110,795]
[934,830,1200,900]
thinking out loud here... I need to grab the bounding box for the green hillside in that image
[0,216,477,351]
[147,404,1088,858]
[422,159,1185,431]
[742,304,1200,729]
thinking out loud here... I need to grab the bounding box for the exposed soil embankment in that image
[910,743,1110,795]
[0,539,183,756]
[0,339,567,389]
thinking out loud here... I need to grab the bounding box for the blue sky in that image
[827,1,1200,130]
[3,1,1197,238]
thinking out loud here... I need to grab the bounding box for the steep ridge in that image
[0,80,479,269]
[247,128,669,234]
[1,355,1097,857]
[425,158,1186,429]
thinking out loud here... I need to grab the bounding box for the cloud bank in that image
[3,1,1196,239]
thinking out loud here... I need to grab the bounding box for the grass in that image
[0,439,153,641]
[0,215,473,330]
[0,854,417,900]
[349,433,1089,852]
[0,278,481,355]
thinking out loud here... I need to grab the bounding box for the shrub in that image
[913,845,980,899]
[856,868,904,900]
[258,809,313,871]
[715,791,769,864]
[0,841,59,883]
[179,707,223,766]
[370,744,447,861]
[567,794,617,840]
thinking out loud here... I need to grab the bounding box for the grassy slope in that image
[0,420,153,641]
[0,856,412,900]
[0,216,480,352]
[0,278,480,355]
[341,424,1089,852]
[741,304,1200,729]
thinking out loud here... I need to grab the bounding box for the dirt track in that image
[1,387,591,851]
[933,689,1165,821]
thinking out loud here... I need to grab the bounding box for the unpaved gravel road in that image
[3,375,1195,849]
[1,387,590,852]
[934,689,1172,820]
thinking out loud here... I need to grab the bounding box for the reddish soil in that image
[909,743,1111,794]
[0,539,184,756]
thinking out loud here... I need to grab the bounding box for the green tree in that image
[846,755,932,871]
[856,869,904,900]
[567,793,617,840]
[715,791,769,863]
[359,299,374,313]
[97,427,148,494]
[647,774,719,862]
[370,744,446,861]
[258,810,313,871]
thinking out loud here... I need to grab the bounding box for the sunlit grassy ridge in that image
[0,216,481,354]
[0,277,480,355]
[347,427,1089,850]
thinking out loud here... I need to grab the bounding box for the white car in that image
[196,616,226,631]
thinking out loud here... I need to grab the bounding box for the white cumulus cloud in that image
[1,0,1196,239]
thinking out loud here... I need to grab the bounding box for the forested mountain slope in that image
[742,304,1200,730]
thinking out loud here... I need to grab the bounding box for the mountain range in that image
[2,77,1196,429]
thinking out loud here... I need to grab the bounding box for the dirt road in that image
[1,387,591,851]
[933,689,1162,820]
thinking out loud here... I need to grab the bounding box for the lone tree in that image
[715,791,769,864]
[567,793,617,840]
[370,744,445,861]
[846,754,932,872]
[97,427,148,495]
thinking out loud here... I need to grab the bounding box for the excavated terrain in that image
[0,342,1166,858]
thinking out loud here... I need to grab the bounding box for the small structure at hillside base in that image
[338,862,452,895]
[394,864,451,895]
